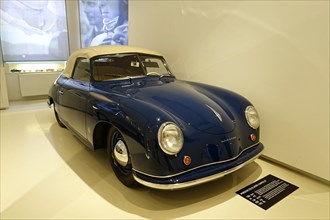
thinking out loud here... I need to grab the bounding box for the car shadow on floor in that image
[46,121,262,219]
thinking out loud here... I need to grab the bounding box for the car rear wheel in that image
[53,105,66,128]
[107,127,139,187]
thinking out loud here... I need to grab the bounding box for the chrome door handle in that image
[59,90,64,95]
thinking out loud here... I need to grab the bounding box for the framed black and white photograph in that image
[79,0,128,48]
[0,0,69,61]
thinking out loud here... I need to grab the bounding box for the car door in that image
[59,58,91,139]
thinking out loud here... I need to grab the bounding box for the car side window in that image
[72,58,90,82]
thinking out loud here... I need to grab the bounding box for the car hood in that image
[102,78,235,134]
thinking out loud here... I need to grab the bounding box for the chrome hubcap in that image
[114,140,129,167]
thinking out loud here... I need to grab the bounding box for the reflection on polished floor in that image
[1,100,329,219]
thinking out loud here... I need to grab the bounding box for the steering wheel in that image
[146,72,162,76]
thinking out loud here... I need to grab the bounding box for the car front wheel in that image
[107,127,139,187]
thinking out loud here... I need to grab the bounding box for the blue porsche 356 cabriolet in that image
[48,46,264,190]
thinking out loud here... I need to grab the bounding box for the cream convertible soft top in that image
[63,46,162,78]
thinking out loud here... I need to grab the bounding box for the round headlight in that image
[158,122,184,155]
[245,106,260,129]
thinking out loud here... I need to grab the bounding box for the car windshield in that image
[92,54,173,81]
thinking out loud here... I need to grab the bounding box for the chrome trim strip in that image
[133,149,263,190]
[133,142,260,179]
[206,104,223,122]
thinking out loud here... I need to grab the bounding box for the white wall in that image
[129,1,329,181]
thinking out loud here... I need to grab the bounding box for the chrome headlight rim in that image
[157,122,184,155]
[245,105,260,130]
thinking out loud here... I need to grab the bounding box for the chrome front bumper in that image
[133,143,264,190]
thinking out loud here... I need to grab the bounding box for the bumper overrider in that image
[133,143,264,190]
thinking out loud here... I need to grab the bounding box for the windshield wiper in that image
[104,73,124,78]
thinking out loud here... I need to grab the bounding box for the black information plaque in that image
[236,174,299,210]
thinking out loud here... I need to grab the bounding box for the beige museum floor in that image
[0,100,329,220]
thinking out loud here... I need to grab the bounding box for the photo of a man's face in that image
[79,0,128,48]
